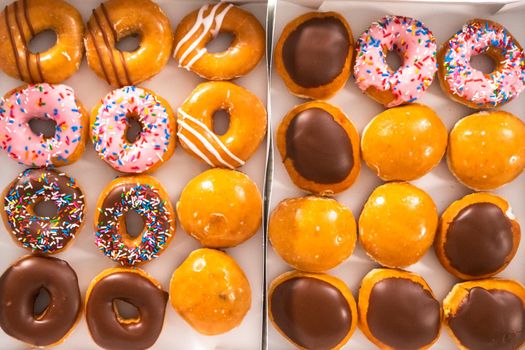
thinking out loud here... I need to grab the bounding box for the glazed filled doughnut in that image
[438,19,525,109]
[85,0,173,86]
[354,16,437,107]
[86,267,168,350]
[170,248,251,335]
[91,86,176,173]
[177,81,266,169]
[275,11,353,100]
[94,175,175,266]
[0,83,88,167]
[177,168,262,248]
[0,255,81,347]
[0,0,84,83]
[2,168,85,254]
[173,3,265,80]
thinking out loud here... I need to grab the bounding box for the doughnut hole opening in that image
[33,200,59,218]
[116,34,141,52]
[206,32,234,53]
[33,287,51,320]
[212,109,230,136]
[123,209,145,239]
[470,52,497,74]
[29,118,57,139]
[112,299,140,324]
[125,114,143,144]
[386,50,403,71]
[28,30,57,54]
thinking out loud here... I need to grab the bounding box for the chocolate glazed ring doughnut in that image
[86,268,168,350]
[85,0,173,87]
[0,255,81,347]
[0,0,84,83]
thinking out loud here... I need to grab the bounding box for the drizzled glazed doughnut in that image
[2,168,85,254]
[0,83,88,167]
[177,81,266,169]
[438,19,525,108]
[174,3,264,80]
[94,175,175,266]
[0,0,84,83]
[85,0,173,86]
[354,16,437,107]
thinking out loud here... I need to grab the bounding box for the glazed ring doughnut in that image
[0,255,81,347]
[177,81,267,169]
[438,19,525,108]
[174,3,265,80]
[0,83,89,167]
[94,175,176,266]
[85,0,173,86]
[0,0,84,83]
[354,16,437,107]
[2,168,85,254]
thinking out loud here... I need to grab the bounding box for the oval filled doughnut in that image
[0,0,84,83]
[85,0,173,86]
[174,3,265,80]
[177,81,267,169]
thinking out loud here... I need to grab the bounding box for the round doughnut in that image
[359,182,438,268]
[361,103,447,181]
[177,168,262,248]
[443,279,525,350]
[169,248,251,335]
[85,0,173,87]
[177,81,266,169]
[0,0,84,83]
[354,16,437,107]
[269,271,357,350]
[0,83,88,167]
[269,196,356,272]
[438,19,525,109]
[0,255,81,347]
[94,174,175,266]
[358,269,442,350]
[1,168,85,254]
[85,267,168,350]
[277,101,360,195]
[173,3,264,80]
[91,86,176,174]
[448,110,525,190]
[274,11,353,99]
[436,193,520,280]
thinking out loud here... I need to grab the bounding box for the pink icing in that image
[92,86,173,173]
[354,16,437,107]
[0,83,85,167]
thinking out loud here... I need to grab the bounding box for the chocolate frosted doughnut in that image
[0,255,81,347]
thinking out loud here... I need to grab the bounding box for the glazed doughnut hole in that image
[28,30,57,54]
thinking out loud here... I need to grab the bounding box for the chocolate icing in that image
[0,255,81,346]
[282,16,350,87]
[270,276,352,349]
[285,107,354,184]
[445,202,514,276]
[86,271,168,350]
[367,277,441,350]
[449,287,525,350]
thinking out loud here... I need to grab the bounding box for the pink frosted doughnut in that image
[354,16,437,107]
[0,83,88,167]
[91,86,176,173]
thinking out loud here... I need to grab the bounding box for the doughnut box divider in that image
[0,0,269,349]
[265,0,525,349]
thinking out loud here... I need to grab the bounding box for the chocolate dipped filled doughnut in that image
[277,101,360,195]
[0,0,84,83]
[94,175,175,266]
[85,0,173,86]
[275,12,353,99]
[169,248,251,335]
[2,168,85,254]
[358,268,442,350]
[86,267,168,350]
[177,168,262,248]
[0,255,81,347]
[177,81,266,168]
[269,196,356,272]
[269,271,357,350]
[174,3,264,80]
[436,193,520,280]
[443,279,525,350]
